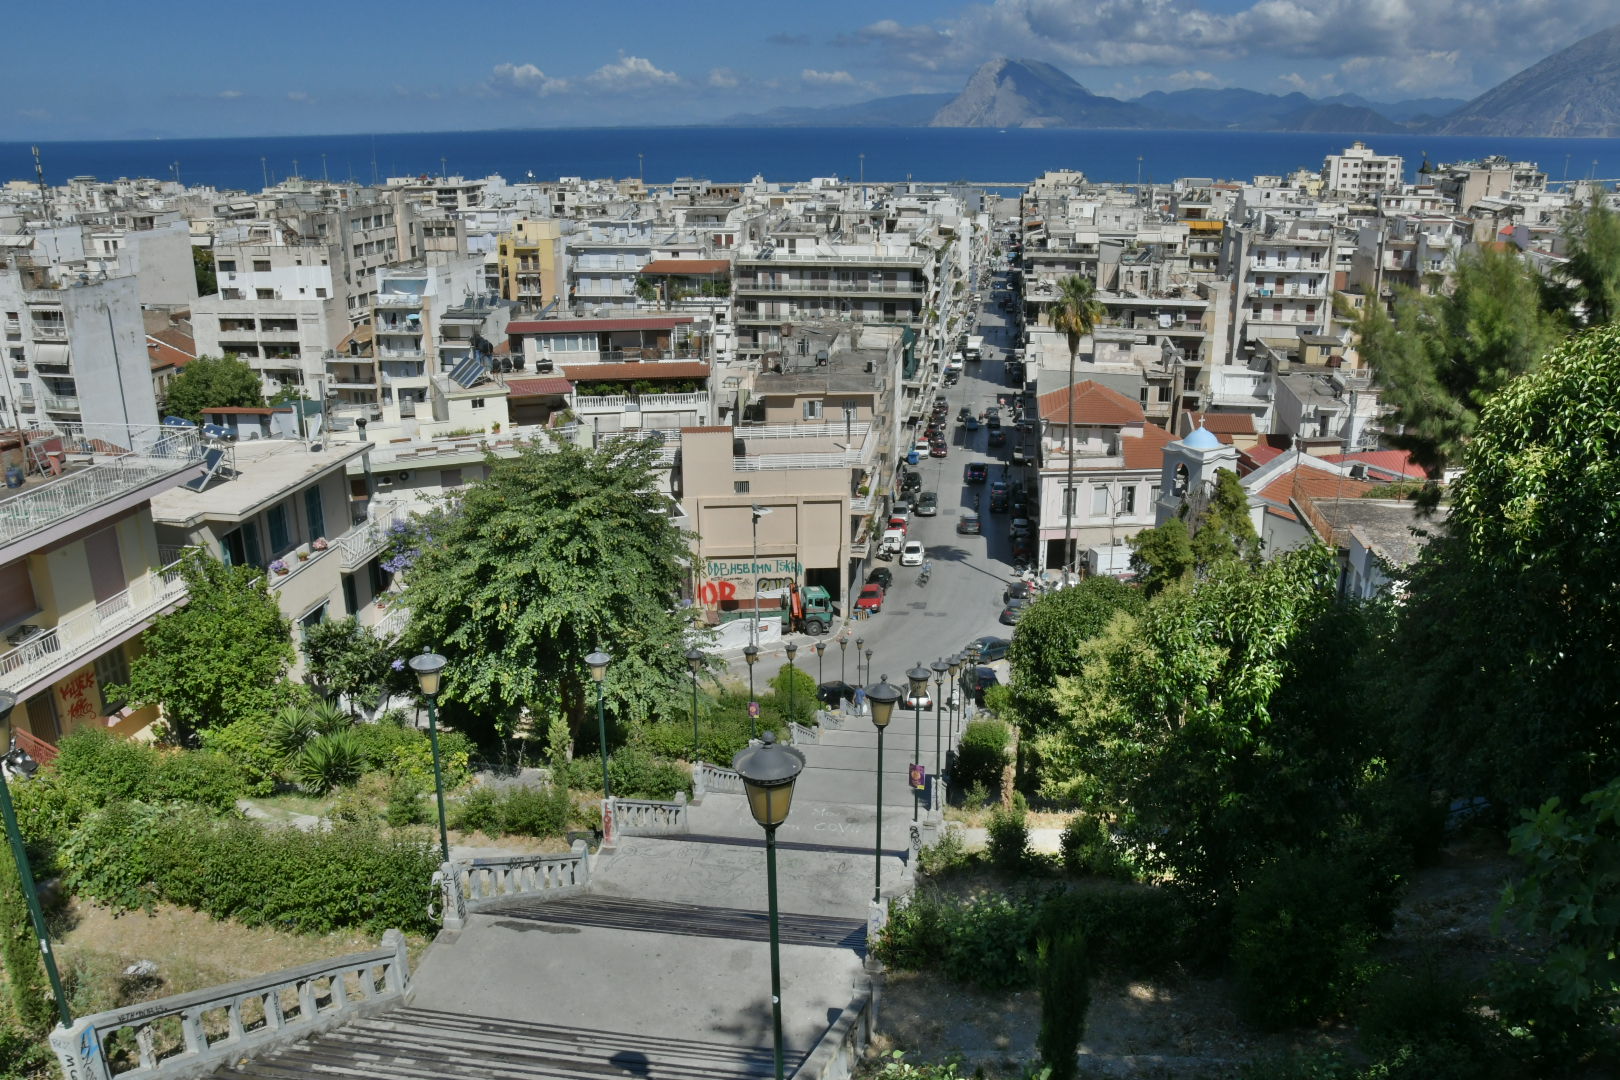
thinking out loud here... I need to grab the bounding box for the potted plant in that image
[297,550,310,562]
[270,559,289,575]
[312,537,328,551]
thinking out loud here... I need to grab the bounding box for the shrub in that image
[1356,960,1508,1080]
[390,730,473,790]
[1059,814,1130,880]
[987,802,1029,873]
[384,775,429,827]
[147,750,242,812]
[296,730,363,794]
[52,729,157,802]
[307,700,353,734]
[59,802,438,934]
[451,786,503,835]
[1041,886,1196,974]
[196,714,283,795]
[918,828,975,877]
[1037,924,1090,1080]
[1231,853,1378,1029]
[565,747,690,801]
[268,704,318,761]
[956,718,1008,794]
[963,782,990,812]
[0,847,54,1032]
[499,784,573,838]
[348,721,423,773]
[875,889,1041,991]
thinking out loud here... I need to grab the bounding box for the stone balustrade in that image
[691,762,742,802]
[790,971,879,1080]
[434,841,591,931]
[611,793,689,836]
[788,721,819,746]
[49,931,408,1080]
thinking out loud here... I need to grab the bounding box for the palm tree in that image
[1048,274,1104,575]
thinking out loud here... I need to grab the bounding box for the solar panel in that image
[447,354,490,389]
[162,415,196,428]
[201,423,229,440]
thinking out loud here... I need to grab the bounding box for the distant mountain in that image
[928,59,1162,128]
[1433,23,1620,136]
[1320,94,1467,122]
[1133,88,1315,127]
[723,92,954,127]
[1256,104,1406,134]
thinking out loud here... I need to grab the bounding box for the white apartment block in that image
[1323,143,1405,198]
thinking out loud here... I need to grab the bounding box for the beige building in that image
[497,220,563,308]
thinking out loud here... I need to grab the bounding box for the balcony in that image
[0,424,206,555]
[336,500,404,571]
[40,391,80,414]
[734,279,927,295]
[0,560,187,694]
[375,294,421,309]
[30,323,67,341]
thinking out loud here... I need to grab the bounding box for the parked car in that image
[929,441,948,458]
[1004,580,1038,603]
[901,470,923,494]
[917,491,938,516]
[964,462,989,484]
[903,688,933,711]
[988,428,1007,447]
[965,635,1011,662]
[972,665,1001,705]
[866,567,894,589]
[957,406,973,422]
[855,584,885,613]
[1000,598,1029,625]
[957,510,982,535]
[817,681,858,708]
[900,540,926,566]
[965,415,980,432]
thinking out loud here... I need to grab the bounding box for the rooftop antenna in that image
[172,161,181,185]
[440,156,447,178]
[32,145,50,225]
[261,156,269,190]
[639,152,645,183]
[370,136,379,187]
[859,153,865,185]
[321,153,328,183]
[292,158,300,180]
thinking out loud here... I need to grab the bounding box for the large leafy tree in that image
[106,553,295,743]
[1188,468,1258,570]
[1006,576,1143,735]
[1049,274,1105,571]
[1546,195,1620,329]
[1392,322,1620,814]
[398,436,696,748]
[1127,515,1193,595]
[162,354,266,422]
[1353,246,1561,491]
[1037,547,1377,904]
[301,617,394,716]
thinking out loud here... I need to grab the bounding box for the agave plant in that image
[269,704,318,762]
[296,729,363,795]
[307,700,353,735]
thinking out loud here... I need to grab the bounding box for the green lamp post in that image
[931,657,950,813]
[744,644,760,739]
[586,650,612,798]
[906,662,930,822]
[408,650,451,861]
[865,676,901,904]
[0,693,71,1029]
[685,647,705,760]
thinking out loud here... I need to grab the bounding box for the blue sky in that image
[3,1,1612,140]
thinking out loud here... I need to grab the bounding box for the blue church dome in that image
[1182,424,1222,450]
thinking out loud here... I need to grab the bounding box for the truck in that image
[1085,545,1135,580]
[787,582,835,634]
[965,335,985,361]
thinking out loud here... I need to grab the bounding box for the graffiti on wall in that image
[705,558,803,579]
[696,557,803,610]
[55,667,101,727]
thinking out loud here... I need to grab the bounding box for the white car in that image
[900,540,925,566]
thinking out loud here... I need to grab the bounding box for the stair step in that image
[218,1006,780,1079]
[648,831,907,860]
[474,895,867,951]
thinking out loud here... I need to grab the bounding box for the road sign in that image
[910,763,926,791]
[747,701,760,718]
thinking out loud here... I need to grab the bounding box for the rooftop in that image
[754,345,889,396]
[150,438,366,527]
[1300,496,1447,570]
[1037,380,1145,426]
[507,316,694,336]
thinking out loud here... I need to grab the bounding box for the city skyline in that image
[2,0,1614,141]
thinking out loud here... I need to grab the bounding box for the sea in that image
[2,126,1619,193]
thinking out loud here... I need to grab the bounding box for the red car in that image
[929,441,948,458]
[855,584,885,613]
[965,462,988,483]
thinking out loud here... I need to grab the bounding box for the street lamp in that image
[750,505,772,648]
[744,644,760,739]
[948,653,964,743]
[586,650,612,799]
[931,657,950,813]
[838,635,848,684]
[866,676,902,905]
[814,640,826,688]
[0,693,71,1029]
[732,732,807,1080]
[686,648,704,761]
[865,648,874,691]
[907,662,931,822]
[967,642,983,712]
[408,650,451,861]
[855,636,865,684]
[784,641,798,725]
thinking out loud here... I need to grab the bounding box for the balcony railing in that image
[735,280,927,295]
[376,294,421,308]
[571,391,708,412]
[0,425,205,551]
[30,323,67,341]
[0,560,187,693]
[336,501,404,571]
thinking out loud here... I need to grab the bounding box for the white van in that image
[965,335,985,361]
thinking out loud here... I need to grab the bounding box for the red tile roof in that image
[1254,467,1380,508]
[563,362,710,382]
[1121,423,1175,470]
[507,316,694,335]
[640,259,730,275]
[1189,411,1256,435]
[1238,443,1287,473]
[1322,449,1427,480]
[1037,380,1144,426]
[504,377,574,397]
[146,329,196,372]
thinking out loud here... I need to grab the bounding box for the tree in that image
[1006,577,1143,734]
[1127,516,1193,595]
[1188,468,1258,570]
[192,246,217,297]
[301,617,394,716]
[1547,195,1620,329]
[1352,246,1561,491]
[398,437,697,750]
[1392,322,1620,813]
[1049,274,1105,571]
[162,354,266,422]
[105,553,295,744]
[1037,547,1376,904]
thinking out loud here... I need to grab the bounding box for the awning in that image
[33,344,70,367]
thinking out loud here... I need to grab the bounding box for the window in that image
[222,524,262,568]
[341,574,358,616]
[1120,486,1137,514]
[316,287,327,298]
[1092,486,1109,516]
[1157,386,1172,403]
[470,398,485,409]
[95,649,130,713]
[267,502,291,553]
[441,467,464,488]
[803,400,823,419]
[217,260,236,273]
[252,260,271,273]
[734,481,751,494]
[256,288,275,300]
[299,603,327,637]
[303,486,325,543]
[1150,484,1161,504]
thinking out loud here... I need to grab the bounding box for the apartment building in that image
[1221,215,1338,354]
[1322,143,1405,199]
[497,219,563,307]
[0,421,206,743]
[351,255,488,419]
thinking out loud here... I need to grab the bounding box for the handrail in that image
[433,840,591,931]
[691,762,741,803]
[49,931,409,1080]
[610,794,689,837]
[790,979,876,1080]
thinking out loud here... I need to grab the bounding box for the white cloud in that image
[585,53,680,92]
[802,68,859,87]
[217,90,244,100]
[286,91,315,104]
[488,62,570,96]
[1166,69,1220,88]
[707,67,740,89]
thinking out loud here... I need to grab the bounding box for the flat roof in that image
[150,438,366,528]
[507,316,693,335]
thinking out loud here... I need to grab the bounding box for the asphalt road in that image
[729,274,1031,696]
